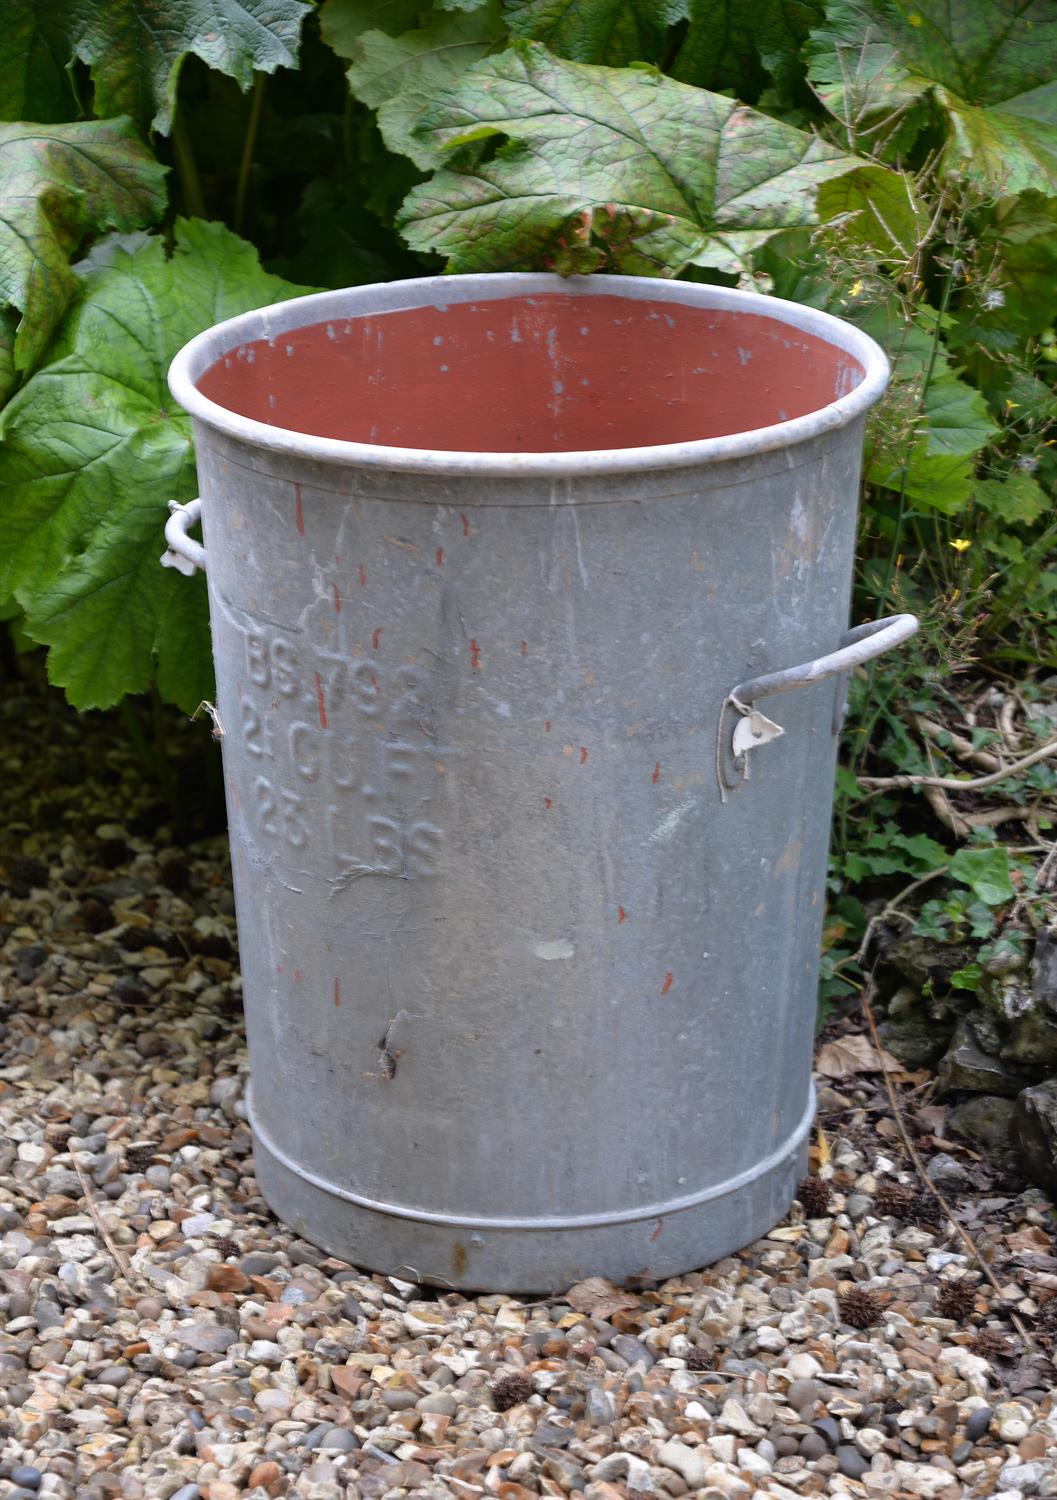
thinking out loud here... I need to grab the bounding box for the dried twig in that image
[71,1149,142,1293]
[858,973,1035,1349]
[851,866,950,970]
[859,735,1057,793]
[913,714,1004,774]
[999,696,1022,754]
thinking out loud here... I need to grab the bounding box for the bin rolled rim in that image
[168,271,889,478]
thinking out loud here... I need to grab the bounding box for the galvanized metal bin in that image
[163,273,915,1292]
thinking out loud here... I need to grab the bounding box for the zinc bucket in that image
[163,273,915,1292]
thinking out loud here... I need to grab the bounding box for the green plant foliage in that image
[674,0,822,98]
[0,119,168,380]
[345,3,504,168]
[806,0,1057,196]
[948,846,1016,907]
[399,41,879,274]
[319,0,427,58]
[1,0,313,134]
[0,219,315,711]
[503,0,685,67]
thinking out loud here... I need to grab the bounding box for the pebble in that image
[837,1445,870,1480]
[611,1334,655,1367]
[655,1440,707,1489]
[0,682,1050,1500]
[966,1405,994,1441]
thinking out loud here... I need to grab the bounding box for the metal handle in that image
[731,613,918,705]
[717,612,919,798]
[161,498,206,576]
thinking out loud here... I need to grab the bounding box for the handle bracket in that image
[718,612,918,798]
[161,498,206,576]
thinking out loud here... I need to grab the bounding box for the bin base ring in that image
[247,1083,815,1291]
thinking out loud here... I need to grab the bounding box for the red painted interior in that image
[196,294,864,453]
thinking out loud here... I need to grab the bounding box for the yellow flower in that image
[949,538,972,552]
[908,10,923,23]
[849,279,863,297]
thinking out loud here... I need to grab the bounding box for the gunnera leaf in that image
[0,0,312,135]
[0,118,167,381]
[806,0,1057,197]
[0,219,316,711]
[398,40,890,276]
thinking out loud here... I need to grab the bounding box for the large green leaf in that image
[674,0,821,97]
[0,219,315,710]
[319,0,426,58]
[0,311,17,407]
[806,1,1057,197]
[1,0,312,134]
[983,193,1057,337]
[345,3,504,169]
[398,42,878,275]
[503,0,685,68]
[0,119,167,383]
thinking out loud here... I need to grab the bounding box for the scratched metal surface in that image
[171,274,889,1291]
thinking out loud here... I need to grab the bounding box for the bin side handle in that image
[732,613,918,704]
[717,612,918,799]
[161,498,206,576]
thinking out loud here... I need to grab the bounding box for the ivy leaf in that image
[0,219,316,711]
[319,0,426,57]
[1,0,312,135]
[949,846,1016,907]
[806,0,1057,197]
[0,119,167,382]
[503,0,686,67]
[346,3,504,169]
[399,42,877,275]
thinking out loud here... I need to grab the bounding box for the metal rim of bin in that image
[168,272,889,473]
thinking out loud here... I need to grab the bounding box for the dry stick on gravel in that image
[857,976,1035,1351]
[71,1148,143,1294]
[859,735,1057,792]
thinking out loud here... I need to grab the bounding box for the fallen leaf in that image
[1006,1226,1052,1255]
[565,1277,641,1318]
[915,1105,948,1135]
[816,1125,832,1167]
[815,1033,902,1078]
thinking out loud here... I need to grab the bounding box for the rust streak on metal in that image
[652,762,661,784]
[371,627,383,650]
[358,563,366,586]
[579,746,588,764]
[333,977,341,1009]
[332,584,341,613]
[661,972,673,996]
[294,482,305,536]
[315,672,328,729]
[470,639,482,670]
[618,906,627,923]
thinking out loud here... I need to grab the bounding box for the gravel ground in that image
[1,680,1056,1500]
